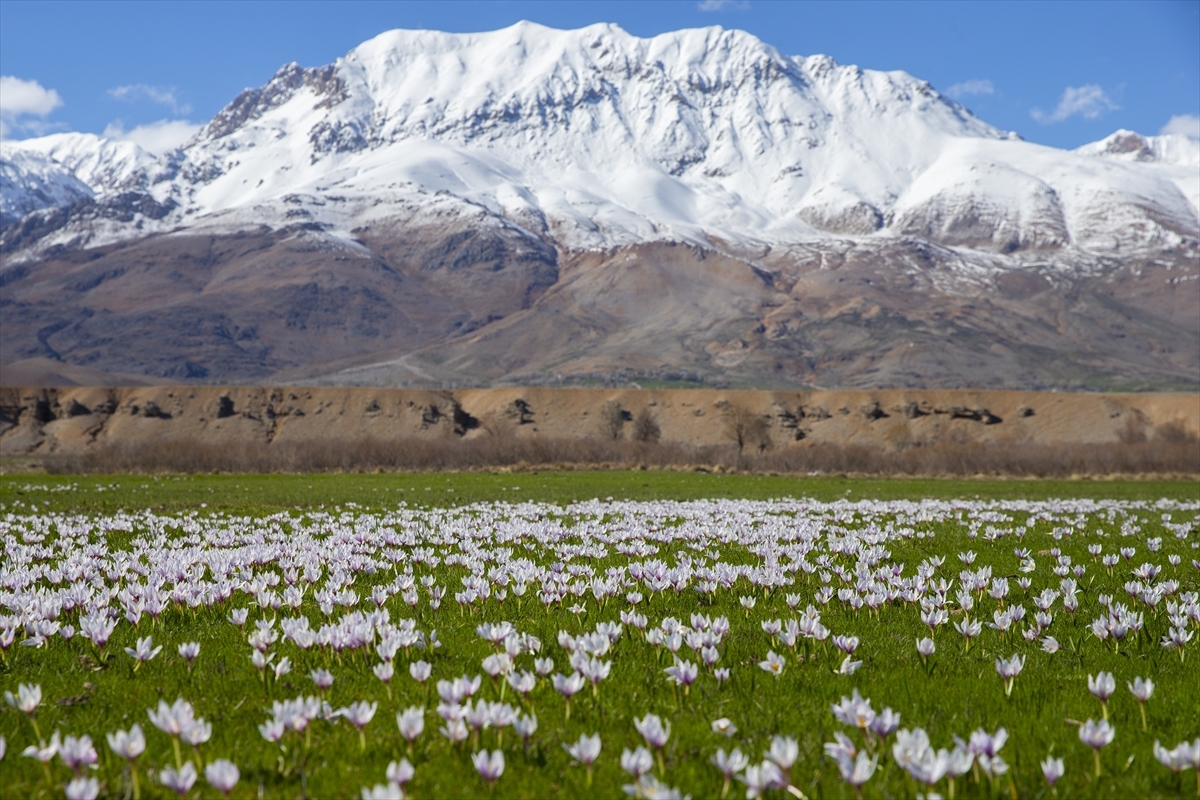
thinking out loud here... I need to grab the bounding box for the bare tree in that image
[599,400,627,440]
[723,403,771,453]
[632,408,662,443]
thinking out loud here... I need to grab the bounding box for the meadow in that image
[1,472,1197,799]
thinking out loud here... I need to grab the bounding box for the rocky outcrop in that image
[193,63,349,144]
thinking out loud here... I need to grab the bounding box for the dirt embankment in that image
[2,386,1196,459]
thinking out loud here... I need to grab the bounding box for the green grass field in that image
[1,472,1197,799]
[5,471,1197,515]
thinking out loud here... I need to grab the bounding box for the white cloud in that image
[103,119,201,154]
[108,84,191,115]
[945,80,994,100]
[1031,84,1119,123]
[1160,114,1200,139]
[698,0,749,11]
[0,76,64,136]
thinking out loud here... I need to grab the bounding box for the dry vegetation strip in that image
[43,434,1200,477]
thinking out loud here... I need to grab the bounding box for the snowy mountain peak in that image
[0,145,93,226]
[1075,129,1200,167]
[5,132,156,192]
[151,23,1041,252]
[2,24,1197,258]
[1,132,160,225]
[191,61,347,145]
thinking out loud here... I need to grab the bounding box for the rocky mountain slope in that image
[2,23,1197,389]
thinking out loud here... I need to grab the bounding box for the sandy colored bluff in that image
[2,386,1197,457]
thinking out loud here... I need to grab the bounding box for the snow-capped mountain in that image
[1073,129,1200,216]
[0,133,157,226]
[7,132,157,193]
[0,146,93,226]
[1,23,1197,390]
[1075,129,1200,166]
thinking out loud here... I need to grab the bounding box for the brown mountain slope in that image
[3,226,1197,390]
[1,220,554,381]
[302,239,1200,391]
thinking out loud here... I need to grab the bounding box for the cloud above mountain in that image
[1031,84,1119,124]
[108,84,192,115]
[102,118,200,154]
[0,76,63,136]
[945,80,994,100]
[1161,114,1200,139]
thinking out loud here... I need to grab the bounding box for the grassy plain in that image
[5,471,1198,514]
[1,472,1197,799]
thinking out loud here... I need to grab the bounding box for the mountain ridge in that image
[1,23,1197,390]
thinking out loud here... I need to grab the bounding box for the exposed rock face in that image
[197,63,350,143]
[891,180,1071,252]
[798,188,884,235]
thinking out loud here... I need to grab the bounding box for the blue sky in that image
[2,0,1197,153]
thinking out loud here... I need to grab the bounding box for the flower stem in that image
[29,715,43,746]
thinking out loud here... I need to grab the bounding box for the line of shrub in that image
[43,434,1199,477]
